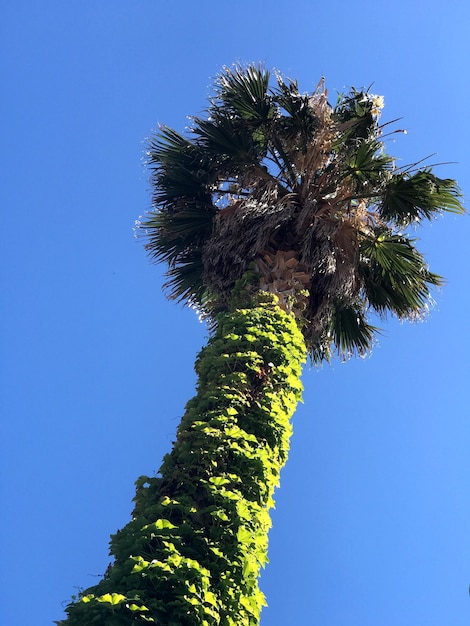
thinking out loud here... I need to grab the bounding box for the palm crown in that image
[140,64,464,361]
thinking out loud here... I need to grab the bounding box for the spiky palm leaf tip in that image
[139,63,464,362]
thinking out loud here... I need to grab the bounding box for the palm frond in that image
[273,75,301,114]
[329,302,378,357]
[309,335,333,365]
[142,205,215,265]
[342,140,394,189]
[380,170,465,226]
[147,127,194,168]
[214,64,272,122]
[333,88,378,142]
[163,253,206,306]
[152,168,212,205]
[148,127,215,204]
[359,231,444,317]
[273,75,320,149]
[193,115,265,166]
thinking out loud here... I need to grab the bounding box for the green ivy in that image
[59,294,306,625]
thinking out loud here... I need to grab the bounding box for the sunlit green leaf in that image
[97,593,126,606]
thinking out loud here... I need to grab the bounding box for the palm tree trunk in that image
[60,294,306,625]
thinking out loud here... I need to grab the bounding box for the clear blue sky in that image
[2,2,469,624]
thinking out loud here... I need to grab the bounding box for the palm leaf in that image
[147,127,194,168]
[330,302,378,357]
[148,128,215,204]
[273,75,319,148]
[359,231,444,317]
[163,253,206,305]
[214,64,272,122]
[152,168,212,205]
[342,140,394,189]
[333,89,377,142]
[143,205,215,266]
[193,115,265,166]
[380,170,464,226]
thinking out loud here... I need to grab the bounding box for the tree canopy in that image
[139,64,464,361]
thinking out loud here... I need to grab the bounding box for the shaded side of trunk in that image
[60,294,306,626]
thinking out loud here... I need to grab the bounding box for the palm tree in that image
[59,65,464,625]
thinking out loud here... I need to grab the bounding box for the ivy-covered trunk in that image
[60,294,306,626]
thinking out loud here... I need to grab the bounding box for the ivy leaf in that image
[97,593,126,606]
[237,526,252,543]
[209,476,230,486]
[204,590,218,607]
[126,602,150,612]
[154,518,177,530]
